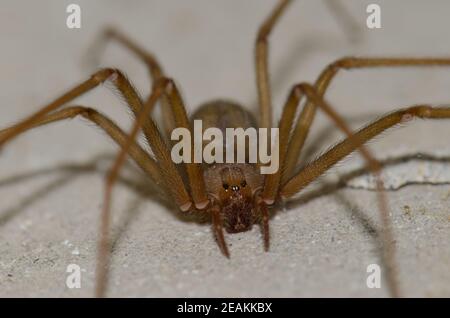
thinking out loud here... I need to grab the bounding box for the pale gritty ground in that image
[0,0,449,297]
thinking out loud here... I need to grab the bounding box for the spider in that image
[1,0,449,298]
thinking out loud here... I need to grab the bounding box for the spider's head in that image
[218,166,255,233]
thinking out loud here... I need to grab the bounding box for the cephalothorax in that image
[193,100,263,234]
[1,0,450,298]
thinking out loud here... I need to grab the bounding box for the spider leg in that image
[158,79,208,209]
[91,27,164,80]
[88,32,208,207]
[281,84,396,296]
[259,200,270,252]
[100,77,217,296]
[0,70,195,297]
[255,0,292,129]
[260,84,391,277]
[284,57,450,179]
[88,27,175,136]
[281,104,450,297]
[0,68,113,147]
[0,106,159,182]
[281,104,450,195]
[255,0,360,252]
[255,0,361,129]
[0,69,149,151]
[99,80,169,297]
[260,87,303,204]
[262,83,380,204]
[260,81,400,295]
[0,104,166,298]
[211,204,229,258]
[0,68,191,209]
[93,29,209,205]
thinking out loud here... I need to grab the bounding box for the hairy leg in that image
[278,83,396,295]
[260,80,400,295]
[0,68,114,147]
[0,106,159,182]
[0,68,191,209]
[158,80,208,208]
[0,70,195,296]
[93,27,164,80]
[98,77,217,296]
[262,83,379,205]
[91,37,209,208]
[284,57,450,180]
[1,69,148,150]
[89,27,175,135]
[281,105,450,196]
[259,83,394,292]
[255,0,292,129]
[261,87,302,204]
[281,104,450,297]
[99,80,170,297]
[255,0,360,129]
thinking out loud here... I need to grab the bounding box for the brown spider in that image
[1,0,450,298]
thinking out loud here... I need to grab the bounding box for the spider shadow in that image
[282,153,450,293]
[0,153,192,246]
[285,152,450,212]
[1,151,449,256]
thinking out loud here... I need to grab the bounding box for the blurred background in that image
[0,0,449,297]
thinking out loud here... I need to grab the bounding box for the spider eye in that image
[222,183,229,190]
[240,181,247,187]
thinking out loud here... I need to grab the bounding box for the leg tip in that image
[222,246,230,259]
[264,241,270,252]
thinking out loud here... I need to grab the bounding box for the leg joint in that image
[292,82,316,98]
[78,106,98,118]
[91,68,123,85]
[410,105,433,118]
[331,56,358,69]
[152,76,173,92]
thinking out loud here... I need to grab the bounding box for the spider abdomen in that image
[191,99,258,133]
[191,100,257,158]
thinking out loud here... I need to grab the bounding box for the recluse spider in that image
[1,0,449,297]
